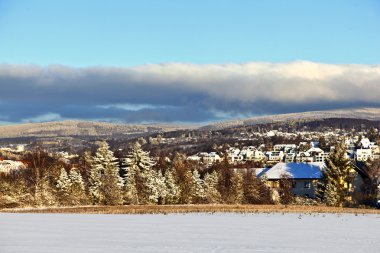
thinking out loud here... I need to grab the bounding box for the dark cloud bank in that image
[0,61,379,124]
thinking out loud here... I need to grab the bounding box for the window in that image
[271,181,279,188]
[304,181,311,189]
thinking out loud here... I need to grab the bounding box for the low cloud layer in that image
[0,61,379,124]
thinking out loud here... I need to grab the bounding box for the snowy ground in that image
[0,213,379,253]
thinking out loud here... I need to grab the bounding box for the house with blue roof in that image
[257,162,325,198]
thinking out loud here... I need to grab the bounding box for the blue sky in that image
[1,0,379,66]
[0,1,379,125]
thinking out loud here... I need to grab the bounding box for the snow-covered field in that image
[0,213,379,253]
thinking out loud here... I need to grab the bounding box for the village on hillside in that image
[1,121,380,208]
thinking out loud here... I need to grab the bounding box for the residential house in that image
[257,162,325,198]
[202,152,222,165]
[266,151,284,163]
[354,149,372,162]
[285,152,296,163]
[296,151,313,163]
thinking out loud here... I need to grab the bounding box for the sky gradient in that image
[0,1,379,124]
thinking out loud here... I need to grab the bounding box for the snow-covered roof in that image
[355,149,372,155]
[187,155,201,161]
[254,168,266,176]
[297,151,311,157]
[306,147,324,153]
[257,162,325,180]
[0,160,26,173]
[360,138,371,148]
[274,144,297,148]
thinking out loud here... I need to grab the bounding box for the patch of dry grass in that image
[1,204,379,215]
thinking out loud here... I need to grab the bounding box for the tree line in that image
[1,141,379,208]
[0,142,274,208]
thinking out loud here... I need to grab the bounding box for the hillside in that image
[200,107,380,131]
[1,107,380,139]
[0,120,191,138]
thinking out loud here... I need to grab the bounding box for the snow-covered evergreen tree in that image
[56,167,88,205]
[90,141,123,205]
[164,168,180,204]
[204,170,221,203]
[324,181,340,206]
[319,143,355,207]
[123,163,139,204]
[69,168,85,191]
[56,168,71,194]
[124,142,156,173]
[192,169,205,203]
[56,167,72,205]
[88,162,102,204]
[69,168,87,205]
[143,168,167,204]
[123,142,157,204]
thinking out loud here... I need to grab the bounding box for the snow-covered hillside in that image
[0,213,379,253]
[201,107,380,131]
[0,120,191,138]
[1,107,380,138]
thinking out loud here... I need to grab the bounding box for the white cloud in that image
[0,61,379,123]
[98,103,178,111]
[21,113,63,123]
[131,61,380,103]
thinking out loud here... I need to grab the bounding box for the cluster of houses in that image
[187,142,327,166]
[188,137,379,166]
[187,136,379,201]
[350,138,380,161]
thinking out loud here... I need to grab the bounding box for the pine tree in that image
[216,162,238,204]
[278,174,294,205]
[156,171,168,204]
[90,141,123,205]
[181,169,196,204]
[164,168,180,204]
[35,174,56,206]
[319,143,355,207]
[192,169,205,203]
[231,171,244,204]
[89,162,102,204]
[204,170,221,203]
[142,168,167,204]
[124,142,156,173]
[56,168,71,193]
[123,142,157,204]
[323,181,340,206]
[56,167,72,205]
[361,158,380,206]
[171,152,199,204]
[243,172,272,204]
[123,163,139,204]
[243,171,260,204]
[69,168,87,205]
[56,167,88,205]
